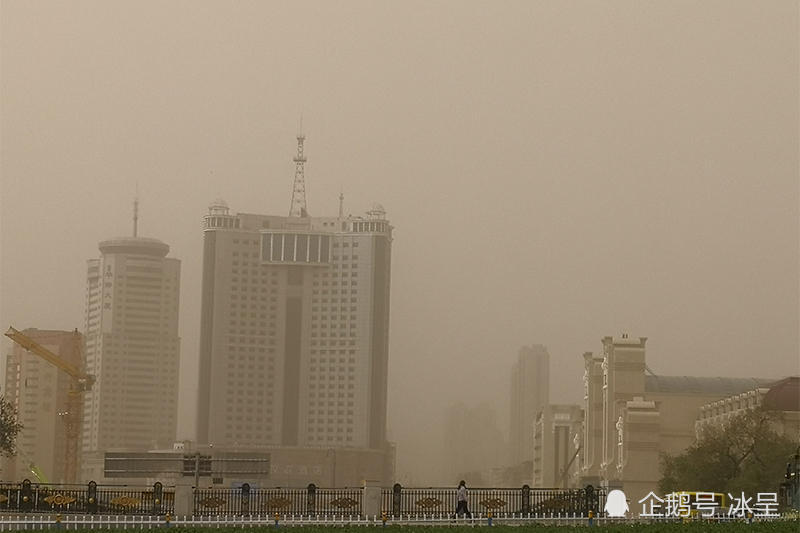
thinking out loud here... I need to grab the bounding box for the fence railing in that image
[0,480,173,515]
[381,484,605,517]
[0,512,792,530]
[193,484,362,516]
[0,480,601,517]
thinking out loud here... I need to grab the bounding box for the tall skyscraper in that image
[197,135,392,457]
[2,329,82,483]
[80,230,181,481]
[509,344,550,466]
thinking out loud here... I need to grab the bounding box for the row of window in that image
[261,233,331,264]
[313,296,357,303]
[314,274,357,283]
[353,221,387,233]
[313,284,357,293]
[206,216,240,229]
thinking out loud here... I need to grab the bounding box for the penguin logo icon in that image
[604,489,629,517]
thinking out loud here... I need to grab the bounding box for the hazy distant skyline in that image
[1,1,797,483]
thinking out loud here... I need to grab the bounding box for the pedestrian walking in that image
[455,480,471,518]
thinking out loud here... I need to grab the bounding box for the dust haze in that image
[1,1,798,485]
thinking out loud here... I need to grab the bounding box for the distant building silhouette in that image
[509,345,549,467]
[80,236,181,481]
[1,329,82,483]
[443,402,505,484]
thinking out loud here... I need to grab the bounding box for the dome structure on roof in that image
[367,203,386,219]
[208,198,230,215]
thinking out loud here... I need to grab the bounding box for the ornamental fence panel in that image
[193,484,362,516]
[0,481,173,515]
[381,484,605,517]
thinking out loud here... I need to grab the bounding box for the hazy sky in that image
[1,1,798,484]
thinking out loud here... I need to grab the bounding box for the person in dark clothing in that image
[455,480,471,518]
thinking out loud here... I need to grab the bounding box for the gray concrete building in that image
[81,236,181,481]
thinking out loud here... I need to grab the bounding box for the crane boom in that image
[5,326,94,390]
[4,326,93,483]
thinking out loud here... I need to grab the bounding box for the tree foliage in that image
[658,408,798,495]
[0,395,22,457]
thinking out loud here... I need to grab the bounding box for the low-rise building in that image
[696,376,800,438]
[532,404,582,488]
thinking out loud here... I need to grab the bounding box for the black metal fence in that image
[381,484,606,517]
[193,484,362,516]
[0,480,601,517]
[0,480,174,515]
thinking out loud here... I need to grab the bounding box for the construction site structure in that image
[4,326,93,483]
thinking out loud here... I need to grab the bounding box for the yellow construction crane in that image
[5,326,94,483]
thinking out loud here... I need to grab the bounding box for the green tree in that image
[0,395,22,457]
[658,408,798,495]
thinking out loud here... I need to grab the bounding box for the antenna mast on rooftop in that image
[133,194,139,237]
[289,121,309,217]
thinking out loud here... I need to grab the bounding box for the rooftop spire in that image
[339,189,344,219]
[133,191,139,237]
[288,127,309,217]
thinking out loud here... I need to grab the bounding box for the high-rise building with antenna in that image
[79,201,181,481]
[196,135,394,485]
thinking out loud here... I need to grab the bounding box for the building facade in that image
[532,404,582,488]
[196,200,392,453]
[2,329,82,483]
[81,237,181,481]
[579,334,775,508]
[509,345,550,467]
[696,376,800,438]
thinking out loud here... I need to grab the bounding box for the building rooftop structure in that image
[97,237,170,257]
[761,376,800,411]
[644,375,775,396]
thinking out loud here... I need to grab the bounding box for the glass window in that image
[261,234,271,261]
[296,234,309,262]
[283,233,295,261]
[320,235,330,262]
[271,234,281,261]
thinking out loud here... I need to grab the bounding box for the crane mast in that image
[5,326,94,483]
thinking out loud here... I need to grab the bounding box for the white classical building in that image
[578,334,775,507]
